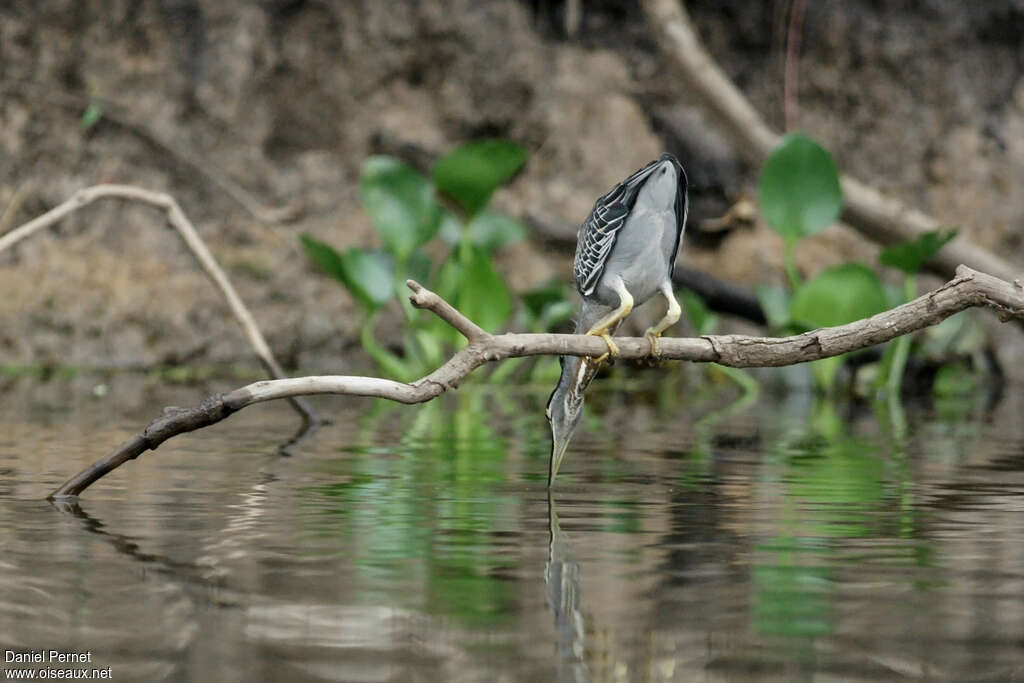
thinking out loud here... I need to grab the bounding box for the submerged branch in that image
[50,265,1024,500]
[0,184,319,424]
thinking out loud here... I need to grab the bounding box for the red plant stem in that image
[784,0,805,131]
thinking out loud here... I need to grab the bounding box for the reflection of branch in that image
[0,184,318,424]
[50,498,221,588]
[49,266,1024,499]
[641,0,1022,284]
[276,414,325,457]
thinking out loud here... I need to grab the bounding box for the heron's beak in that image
[548,433,571,486]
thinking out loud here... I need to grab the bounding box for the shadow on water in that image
[5,374,1024,680]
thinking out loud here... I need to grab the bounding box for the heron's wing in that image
[573,160,661,296]
[667,159,689,272]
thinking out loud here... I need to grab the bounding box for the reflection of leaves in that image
[754,536,832,639]
[879,228,958,275]
[433,140,527,218]
[759,134,842,244]
[361,156,441,261]
[310,402,517,625]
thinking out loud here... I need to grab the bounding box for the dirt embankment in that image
[1,1,1021,371]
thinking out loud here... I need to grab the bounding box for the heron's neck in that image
[556,300,612,399]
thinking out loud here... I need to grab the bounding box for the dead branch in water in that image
[49,266,1024,500]
[0,184,319,424]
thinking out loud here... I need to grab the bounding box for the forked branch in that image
[49,265,1024,500]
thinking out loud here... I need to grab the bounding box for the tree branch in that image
[0,184,319,424]
[640,0,1022,285]
[49,266,1024,500]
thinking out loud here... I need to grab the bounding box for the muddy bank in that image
[1,1,1021,371]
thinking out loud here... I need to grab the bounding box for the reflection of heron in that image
[545,493,588,682]
[547,154,689,484]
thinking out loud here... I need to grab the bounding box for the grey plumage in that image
[547,153,689,485]
[573,153,688,299]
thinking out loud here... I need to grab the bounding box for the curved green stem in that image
[783,239,802,290]
[361,311,415,382]
[885,275,918,397]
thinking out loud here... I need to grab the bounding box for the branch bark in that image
[640,0,1021,284]
[0,184,319,424]
[49,265,1024,500]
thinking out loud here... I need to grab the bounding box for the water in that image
[2,374,1024,681]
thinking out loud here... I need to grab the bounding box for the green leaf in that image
[538,301,574,330]
[755,285,792,330]
[790,263,887,330]
[340,249,395,311]
[433,140,527,217]
[80,103,103,130]
[759,133,842,244]
[438,210,464,245]
[790,263,887,390]
[521,281,566,318]
[679,288,717,335]
[879,228,958,275]
[300,235,394,312]
[405,250,433,287]
[360,156,441,261]
[300,234,347,282]
[455,247,512,334]
[466,211,526,251]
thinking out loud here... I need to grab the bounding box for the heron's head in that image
[638,155,682,212]
[546,355,591,483]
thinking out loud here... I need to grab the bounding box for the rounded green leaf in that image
[433,140,527,218]
[360,156,441,261]
[755,284,792,330]
[300,234,347,283]
[759,134,842,243]
[455,247,512,333]
[879,228,958,275]
[301,235,394,312]
[790,262,887,330]
[339,248,395,311]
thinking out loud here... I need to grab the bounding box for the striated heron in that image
[546,153,689,484]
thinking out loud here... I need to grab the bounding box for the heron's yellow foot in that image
[587,330,619,364]
[644,329,662,358]
[643,329,669,367]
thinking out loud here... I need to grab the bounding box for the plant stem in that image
[885,274,918,396]
[361,311,414,382]
[783,238,801,290]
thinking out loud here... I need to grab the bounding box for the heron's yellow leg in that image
[585,280,633,362]
[643,281,681,357]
